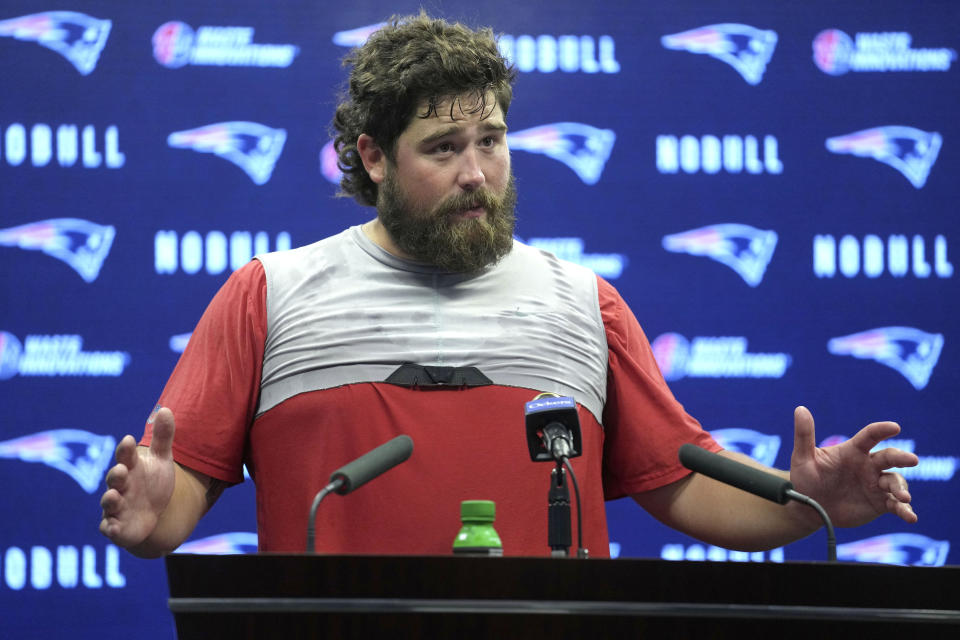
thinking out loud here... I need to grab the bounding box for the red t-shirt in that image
[146,248,717,556]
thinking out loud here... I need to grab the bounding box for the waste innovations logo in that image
[662,223,777,287]
[827,327,943,390]
[520,236,627,279]
[168,122,286,185]
[154,229,292,275]
[0,332,130,380]
[813,233,952,279]
[152,21,298,68]
[0,123,125,170]
[651,333,791,382]
[0,218,115,282]
[0,429,115,494]
[819,436,957,483]
[813,30,956,75]
[0,11,111,75]
[656,134,782,175]
[321,123,615,186]
[825,126,941,189]
[331,23,619,74]
[661,24,777,85]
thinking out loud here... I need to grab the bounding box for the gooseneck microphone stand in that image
[548,462,572,557]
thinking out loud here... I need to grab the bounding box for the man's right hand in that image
[99,407,177,549]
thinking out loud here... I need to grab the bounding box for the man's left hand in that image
[789,406,919,527]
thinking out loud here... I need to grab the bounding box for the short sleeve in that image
[141,259,268,484]
[598,276,721,498]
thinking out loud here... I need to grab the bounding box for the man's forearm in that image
[633,450,821,552]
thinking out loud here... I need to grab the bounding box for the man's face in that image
[376,92,516,272]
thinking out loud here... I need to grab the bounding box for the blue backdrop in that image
[1,1,957,637]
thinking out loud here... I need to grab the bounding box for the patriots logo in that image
[837,533,949,567]
[331,23,387,47]
[827,327,944,390]
[508,123,616,185]
[176,532,259,554]
[662,223,777,287]
[0,218,115,282]
[0,11,111,75]
[168,122,287,185]
[826,126,942,189]
[661,24,778,85]
[320,122,616,186]
[0,429,116,494]
[710,428,781,467]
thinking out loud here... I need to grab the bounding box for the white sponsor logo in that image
[498,34,620,73]
[154,230,291,275]
[813,234,952,278]
[1,123,124,168]
[329,24,619,73]
[523,237,627,279]
[661,543,784,563]
[814,29,956,75]
[652,333,791,381]
[872,439,956,482]
[153,22,298,68]
[2,544,125,591]
[0,333,130,379]
[657,135,782,175]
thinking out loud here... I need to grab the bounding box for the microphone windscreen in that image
[329,435,414,495]
[679,443,793,504]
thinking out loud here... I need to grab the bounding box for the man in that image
[99,13,917,558]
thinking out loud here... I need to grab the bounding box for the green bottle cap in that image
[460,500,496,522]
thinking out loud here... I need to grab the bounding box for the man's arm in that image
[99,407,225,558]
[633,406,918,551]
[633,449,818,551]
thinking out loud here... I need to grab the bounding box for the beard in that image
[376,170,517,273]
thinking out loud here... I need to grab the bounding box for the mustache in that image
[432,188,505,218]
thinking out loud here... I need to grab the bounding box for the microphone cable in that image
[562,457,586,558]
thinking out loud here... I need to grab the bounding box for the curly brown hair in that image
[332,12,517,207]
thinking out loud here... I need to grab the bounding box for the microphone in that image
[524,394,588,558]
[524,395,582,462]
[678,443,837,561]
[306,435,414,552]
[678,443,793,504]
[329,434,414,495]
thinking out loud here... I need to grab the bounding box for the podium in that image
[167,554,960,638]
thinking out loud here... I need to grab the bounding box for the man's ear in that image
[357,134,386,184]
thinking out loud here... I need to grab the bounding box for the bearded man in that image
[100,13,917,558]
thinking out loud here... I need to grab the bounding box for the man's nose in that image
[457,147,486,191]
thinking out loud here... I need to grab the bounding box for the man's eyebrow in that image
[417,121,508,146]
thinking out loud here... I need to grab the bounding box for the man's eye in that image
[435,142,455,153]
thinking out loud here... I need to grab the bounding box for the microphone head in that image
[524,395,582,462]
[679,443,793,504]
[329,434,414,495]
